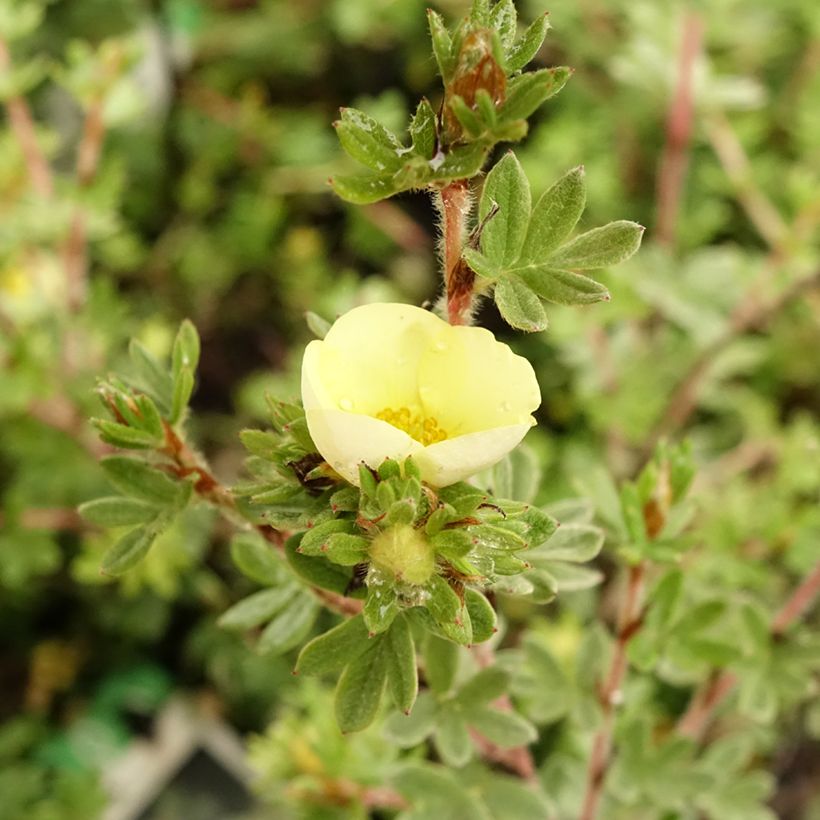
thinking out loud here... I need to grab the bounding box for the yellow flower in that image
[301,303,540,487]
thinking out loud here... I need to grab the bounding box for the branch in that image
[654,13,703,247]
[677,558,820,741]
[0,37,53,198]
[437,180,475,325]
[579,561,648,820]
[161,421,363,617]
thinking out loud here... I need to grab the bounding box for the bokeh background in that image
[1,0,818,817]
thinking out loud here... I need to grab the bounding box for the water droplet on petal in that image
[340,398,353,411]
[434,340,448,352]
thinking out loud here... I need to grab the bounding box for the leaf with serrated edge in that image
[520,166,586,261]
[546,220,644,269]
[494,274,548,332]
[480,152,531,267]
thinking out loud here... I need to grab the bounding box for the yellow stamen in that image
[376,406,448,445]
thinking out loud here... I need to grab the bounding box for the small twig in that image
[437,180,474,325]
[0,37,54,197]
[161,421,363,617]
[678,558,820,741]
[471,641,537,782]
[579,561,648,820]
[654,13,703,247]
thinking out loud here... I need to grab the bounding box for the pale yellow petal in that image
[417,325,540,437]
[304,407,422,485]
[413,423,534,487]
[315,303,444,415]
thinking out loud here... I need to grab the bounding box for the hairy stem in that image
[437,180,474,325]
[580,561,648,820]
[678,558,820,741]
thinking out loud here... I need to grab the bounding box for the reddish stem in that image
[579,561,648,820]
[438,180,474,325]
[654,14,703,247]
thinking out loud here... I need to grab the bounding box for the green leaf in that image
[305,310,331,339]
[335,107,404,172]
[449,94,483,138]
[482,777,554,820]
[432,142,489,181]
[462,247,500,280]
[514,265,610,305]
[295,614,370,676]
[494,274,548,332]
[480,152,531,267]
[546,220,644,269]
[364,583,399,634]
[521,166,586,261]
[257,594,319,655]
[466,707,536,747]
[384,690,438,746]
[100,456,185,506]
[218,586,297,630]
[457,667,510,708]
[424,632,460,695]
[541,562,603,591]
[238,429,280,460]
[78,496,159,527]
[489,0,517,52]
[506,13,550,73]
[93,419,158,449]
[128,339,173,409]
[101,526,156,575]
[464,589,497,643]
[434,711,472,767]
[173,318,201,375]
[518,505,558,546]
[170,369,195,425]
[384,615,418,713]
[285,534,352,594]
[325,533,369,565]
[536,523,604,562]
[331,172,396,204]
[499,67,571,122]
[428,9,454,81]
[335,640,387,733]
[230,532,285,585]
[410,98,436,159]
[432,529,474,559]
[299,519,357,557]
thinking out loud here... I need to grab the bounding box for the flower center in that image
[375,406,448,445]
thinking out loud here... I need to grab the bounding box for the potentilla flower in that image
[301,302,540,487]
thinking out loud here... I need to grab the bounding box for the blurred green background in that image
[0,0,818,817]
